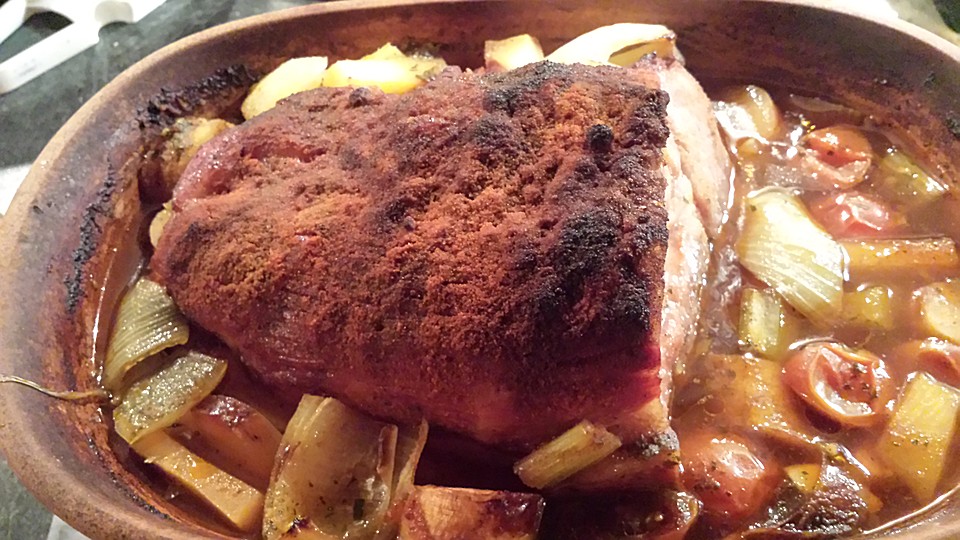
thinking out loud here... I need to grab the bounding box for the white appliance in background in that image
[0,0,168,95]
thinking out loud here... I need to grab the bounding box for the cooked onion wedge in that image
[262,396,398,540]
[113,350,227,444]
[736,189,844,324]
[133,431,264,532]
[391,421,429,508]
[103,277,190,391]
[546,23,677,66]
[399,486,544,540]
[242,56,329,119]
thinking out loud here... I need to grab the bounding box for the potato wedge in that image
[484,34,544,72]
[917,281,960,344]
[322,44,445,95]
[170,395,282,492]
[153,117,233,198]
[399,486,544,540]
[133,431,263,532]
[877,372,960,500]
[242,56,329,119]
[262,395,398,540]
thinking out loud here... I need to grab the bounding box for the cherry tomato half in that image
[681,432,776,526]
[782,342,894,427]
[809,192,901,238]
[803,125,873,168]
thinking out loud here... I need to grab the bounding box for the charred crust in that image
[483,61,570,115]
[136,64,257,129]
[621,90,670,149]
[64,164,121,313]
[137,65,256,203]
[946,113,960,141]
[348,86,382,107]
[470,113,527,165]
[586,123,615,153]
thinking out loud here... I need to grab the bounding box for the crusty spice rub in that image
[153,62,671,451]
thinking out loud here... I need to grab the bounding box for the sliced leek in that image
[103,278,190,391]
[484,34,544,71]
[133,431,264,532]
[738,288,798,360]
[843,237,960,279]
[918,281,960,345]
[263,396,398,540]
[736,189,844,324]
[242,56,329,119]
[514,420,621,489]
[546,23,677,66]
[877,372,960,500]
[113,351,227,444]
[399,486,544,540]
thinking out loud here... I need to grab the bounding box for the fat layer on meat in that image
[152,61,717,463]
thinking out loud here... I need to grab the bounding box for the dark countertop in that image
[0,1,315,537]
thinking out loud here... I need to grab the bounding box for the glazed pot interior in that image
[1,1,958,538]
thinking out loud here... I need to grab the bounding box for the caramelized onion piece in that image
[103,277,190,391]
[263,395,398,540]
[737,189,844,324]
[546,23,677,66]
